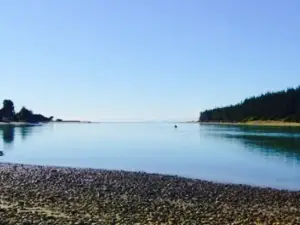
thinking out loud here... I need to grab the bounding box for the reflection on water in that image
[205,124,300,165]
[204,124,300,137]
[224,133,300,153]
[0,125,34,153]
[2,126,15,145]
[20,125,34,140]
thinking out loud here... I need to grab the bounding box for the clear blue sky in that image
[0,0,299,121]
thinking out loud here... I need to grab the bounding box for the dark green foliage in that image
[16,107,33,121]
[199,86,300,123]
[15,107,53,123]
[0,100,53,123]
[0,99,15,121]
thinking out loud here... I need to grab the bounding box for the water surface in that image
[0,123,299,190]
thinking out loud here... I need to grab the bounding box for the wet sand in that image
[0,163,299,225]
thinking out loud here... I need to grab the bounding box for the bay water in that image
[0,123,299,190]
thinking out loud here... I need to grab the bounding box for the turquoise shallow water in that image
[0,123,299,190]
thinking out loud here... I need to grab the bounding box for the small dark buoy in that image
[174,125,177,129]
[0,151,3,156]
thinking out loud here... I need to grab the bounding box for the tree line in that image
[0,99,53,123]
[199,86,300,122]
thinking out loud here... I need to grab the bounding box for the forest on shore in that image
[199,86,300,123]
[0,99,53,123]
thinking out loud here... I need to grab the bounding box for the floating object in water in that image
[0,151,3,156]
[174,125,177,128]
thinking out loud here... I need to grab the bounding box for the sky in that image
[0,0,299,122]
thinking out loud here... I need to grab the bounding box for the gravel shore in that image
[0,163,299,225]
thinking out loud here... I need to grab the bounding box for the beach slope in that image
[0,163,299,225]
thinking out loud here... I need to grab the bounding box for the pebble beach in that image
[0,163,299,225]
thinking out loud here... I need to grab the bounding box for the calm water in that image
[0,123,299,190]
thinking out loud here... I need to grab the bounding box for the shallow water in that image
[0,123,299,190]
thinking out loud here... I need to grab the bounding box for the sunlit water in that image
[0,123,299,190]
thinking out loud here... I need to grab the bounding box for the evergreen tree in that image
[199,86,300,122]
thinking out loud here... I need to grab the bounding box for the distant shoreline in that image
[0,121,96,126]
[53,120,94,123]
[3,120,299,127]
[198,120,300,127]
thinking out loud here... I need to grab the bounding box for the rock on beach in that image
[0,163,299,225]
